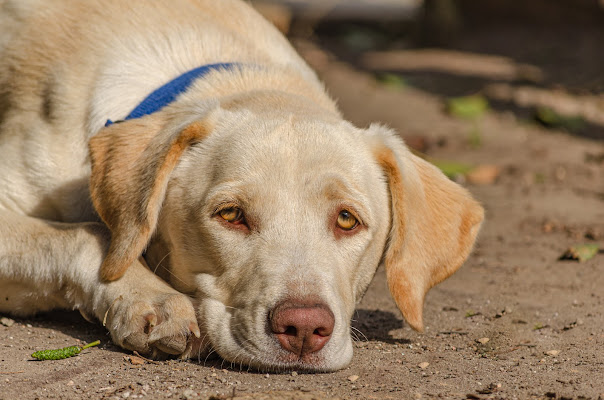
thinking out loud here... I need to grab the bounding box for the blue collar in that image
[105,62,237,126]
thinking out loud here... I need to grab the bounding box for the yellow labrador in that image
[0,0,483,371]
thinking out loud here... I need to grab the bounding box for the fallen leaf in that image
[466,165,500,185]
[431,160,474,179]
[559,243,600,262]
[127,355,145,365]
[376,73,406,90]
[535,107,586,132]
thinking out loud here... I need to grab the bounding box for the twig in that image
[133,351,161,364]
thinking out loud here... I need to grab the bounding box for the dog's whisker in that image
[195,333,211,363]
[151,250,173,275]
[159,266,191,289]
[350,325,368,342]
[203,347,218,366]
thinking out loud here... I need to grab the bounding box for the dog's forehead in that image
[213,114,374,183]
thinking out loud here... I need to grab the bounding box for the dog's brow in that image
[316,174,371,221]
[316,174,364,201]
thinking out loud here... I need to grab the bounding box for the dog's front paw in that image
[104,291,200,359]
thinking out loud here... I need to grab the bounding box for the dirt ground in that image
[1,7,604,400]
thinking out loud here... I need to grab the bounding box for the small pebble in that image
[477,337,490,344]
[347,375,359,382]
[545,350,560,357]
[291,371,298,377]
[418,362,430,369]
[0,317,15,327]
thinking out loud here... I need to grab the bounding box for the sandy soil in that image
[1,15,603,400]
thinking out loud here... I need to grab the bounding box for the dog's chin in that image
[209,348,351,373]
[189,332,353,372]
[260,349,351,373]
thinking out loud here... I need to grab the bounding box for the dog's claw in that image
[144,313,158,334]
[190,322,201,338]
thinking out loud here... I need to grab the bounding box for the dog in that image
[0,0,483,371]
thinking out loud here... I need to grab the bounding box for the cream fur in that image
[0,0,483,371]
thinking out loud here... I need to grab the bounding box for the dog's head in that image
[89,90,483,371]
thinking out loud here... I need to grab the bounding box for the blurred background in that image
[252,0,604,145]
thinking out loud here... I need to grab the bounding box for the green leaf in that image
[31,340,100,360]
[535,107,586,132]
[559,244,600,262]
[447,95,489,119]
[431,160,474,179]
[377,73,406,90]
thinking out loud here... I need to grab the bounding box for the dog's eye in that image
[219,207,244,223]
[337,210,358,230]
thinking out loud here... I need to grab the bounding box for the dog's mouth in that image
[192,299,353,372]
[189,346,338,373]
[186,336,334,372]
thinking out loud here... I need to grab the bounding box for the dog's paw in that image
[104,291,200,359]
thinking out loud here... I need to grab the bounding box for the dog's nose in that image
[269,299,335,357]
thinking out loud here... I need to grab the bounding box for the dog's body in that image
[0,0,483,371]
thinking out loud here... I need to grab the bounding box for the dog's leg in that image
[0,210,200,358]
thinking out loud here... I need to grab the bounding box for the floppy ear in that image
[89,113,215,281]
[368,125,484,332]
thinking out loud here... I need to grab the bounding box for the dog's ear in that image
[368,125,484,332]
[89,113,215,281]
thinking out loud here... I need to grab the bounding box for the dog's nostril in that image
[284,326,297,336]
[269,299,335,357]
[313,327,330,337]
